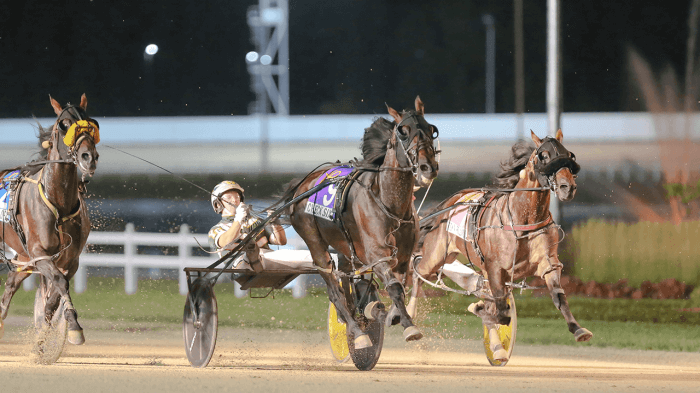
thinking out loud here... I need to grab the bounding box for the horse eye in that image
[570,152,576,161]
[430,125,439,139]
[61,119,72,131]
[399,125,409,136]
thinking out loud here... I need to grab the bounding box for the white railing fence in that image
[20,223,308,297]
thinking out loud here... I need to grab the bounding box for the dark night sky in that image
[0,0,693,118]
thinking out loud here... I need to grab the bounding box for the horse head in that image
[48,94,100,178]
[385,96,439,188]
[526,129,579,201]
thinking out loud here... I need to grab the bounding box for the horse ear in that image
[49,95,62,115]
[384,102,401,123]
[386,103,402,123]
[414,95,424,115]
[530,130,543,147]
[80,93,88,110]
[555,128,563,143]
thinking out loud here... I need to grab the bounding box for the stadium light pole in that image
[514,0,525,141]
[482,14,496,114]
[547,0,561,223]
[247,0,290,173]
[143,44,158,115]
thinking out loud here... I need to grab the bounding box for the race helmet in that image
[211,181,245,213]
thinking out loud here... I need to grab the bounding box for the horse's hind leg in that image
[0,269,31,320]
[543,267,593,342]
[34,259,84,345]
[373,262,422,342]
[303,239,371,349]
[0,269,31,339]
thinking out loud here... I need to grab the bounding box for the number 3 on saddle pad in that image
[482,293,517,366]
[305,166,353,221]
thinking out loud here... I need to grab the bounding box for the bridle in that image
[38,105,100,166]
[390,112,439,179]
[530,137,580,192]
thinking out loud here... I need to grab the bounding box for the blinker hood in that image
[534,137,580,187]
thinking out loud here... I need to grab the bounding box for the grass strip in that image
[3,277,699,352]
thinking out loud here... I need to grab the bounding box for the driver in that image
[208,181,287,262]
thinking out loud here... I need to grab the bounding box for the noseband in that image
[391,114,439,178]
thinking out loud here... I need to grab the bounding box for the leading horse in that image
[276,97,439,350]
[409,130,592,361]
[0,94,99,347]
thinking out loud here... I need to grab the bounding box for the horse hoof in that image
[467,301,484,316]
[403,326,423,342]
[574,328,593,342]
[492,348,509,362]
[385,305,401,328]
[68,329,85,345]
[354,334,373,349]
[363,301,382,320]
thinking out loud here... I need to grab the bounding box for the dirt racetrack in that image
[2,316,699,393]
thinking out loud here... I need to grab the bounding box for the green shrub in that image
[571,219,700,287]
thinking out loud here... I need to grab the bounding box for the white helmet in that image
[211,181,245,213]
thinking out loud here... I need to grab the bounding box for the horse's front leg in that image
[486,267,512,326]
[34,259,84,345]
[0,268,32,339]
[373,261,422,342]
[542,262,593,342]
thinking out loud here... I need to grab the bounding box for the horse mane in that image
[358,116,394,165]
[492,141,535,189]
[36,121,51,156]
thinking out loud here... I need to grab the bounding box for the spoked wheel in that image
[328,302,350,363]
[31,278,67,365]
[326,278,384,371]
[183,278,218,368]
[482,292,517,366]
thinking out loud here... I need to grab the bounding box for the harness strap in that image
[22,169,81,224]
[502,214,553,232]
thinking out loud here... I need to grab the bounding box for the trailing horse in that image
[409,130,592,361]
[273,96,439,350]
[0,95,99,350]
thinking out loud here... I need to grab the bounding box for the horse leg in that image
[373,262,422,342]
[406,265,422,319]
[487,268,512,326]
[468,299,509,361]
[0,269,31,339]
[0,269,31,320]
[543,267,593,342]
[305,239,371,349]
[33,259,84,345]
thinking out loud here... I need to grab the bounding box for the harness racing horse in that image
[277,97,439,352]
[0,95,99,351]
[409,130,592,361]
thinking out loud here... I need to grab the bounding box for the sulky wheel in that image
[482,292,517,366]
[326,278,384,371]
[31,277,67,365]
[327,302,351,363]
[183,278,218,368]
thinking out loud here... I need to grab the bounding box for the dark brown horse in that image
[409,130,592,360]
[277,97,439,349]
[0,95,99,346]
